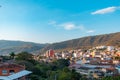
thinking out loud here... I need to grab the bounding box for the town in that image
[0,0,120,79]
[34,46,120,79]
[0,43,120,80]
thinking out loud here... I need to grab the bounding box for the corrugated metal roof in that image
[0,76,11,80]
[8,70,32,79]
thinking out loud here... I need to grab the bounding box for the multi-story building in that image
[46,49,55,58]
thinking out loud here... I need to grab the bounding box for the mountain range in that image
[40,32,120,53]
[0,40,48,55]
[0,32,120,55]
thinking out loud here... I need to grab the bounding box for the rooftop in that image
[0,70,32,80]
[0,63,24,69]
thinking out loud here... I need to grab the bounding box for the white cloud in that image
[48,21,85,30]
[59,23,87,30]
[48,21,95,33]
[86,30,95,33]
[91,6,119,15]
[59,23,75,30]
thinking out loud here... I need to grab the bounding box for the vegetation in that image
[1,51,120,80]
[14,52,82,80]
[114,56,120,60]
[15,52,33,61]
[101,76,120,80]
[9,52,15,59]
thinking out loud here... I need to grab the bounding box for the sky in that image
[0,0,120,43]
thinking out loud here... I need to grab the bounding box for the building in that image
[107,46,115,51]
[0,63,32,80]
[46,49,55,58]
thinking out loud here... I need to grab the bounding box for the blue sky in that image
[0,0,120,43]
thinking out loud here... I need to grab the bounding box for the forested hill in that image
[41,32,120,52]
[0,40,48,55]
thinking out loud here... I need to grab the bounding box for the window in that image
[2,70,7,75]
[9,70,15,74]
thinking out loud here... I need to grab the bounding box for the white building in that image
[107,46,115,51]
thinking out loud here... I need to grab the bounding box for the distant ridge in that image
[0,32,120,55]
[40,32,120,52]
[0,40,48,55]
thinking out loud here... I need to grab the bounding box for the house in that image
[107,46,115,51]
[0,63,32,80]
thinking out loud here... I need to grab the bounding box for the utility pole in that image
[55,74,56,80]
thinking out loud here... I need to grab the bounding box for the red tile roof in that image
[0,63,24,69]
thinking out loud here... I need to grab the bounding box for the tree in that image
[71,69,81,80]
[15,52,37,65]
[53,59,70,69]
[16,60,34,70]
[101,76,120,80]
[15,52,33,61]
[58,71,71,80]
[9,52,15,59]
[29,75,40,80]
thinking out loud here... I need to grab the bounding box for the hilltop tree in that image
[9,52,15,59]
[15,52,33,61]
